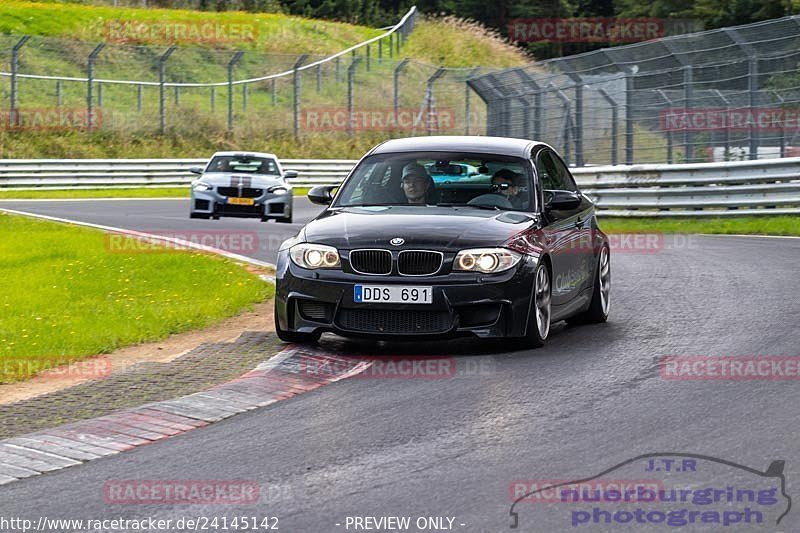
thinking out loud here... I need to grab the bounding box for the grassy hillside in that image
[0,1,380,54]
[0,1,529,160]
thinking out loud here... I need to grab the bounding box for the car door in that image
[533,148,594,312]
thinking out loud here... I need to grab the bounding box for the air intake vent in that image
[337,309,451,334]
[297,300,334,323]
[398,250,443,276]
[349,249,392,275]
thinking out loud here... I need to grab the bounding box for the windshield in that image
[206,156,280,175]
[333,151,535,211]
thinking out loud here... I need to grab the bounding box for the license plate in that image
[227,197,255,206]
[354,285,433,304]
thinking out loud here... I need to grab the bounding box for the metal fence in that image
[0,7,492,138]
[2,157,799,216]
[470,15,800,166]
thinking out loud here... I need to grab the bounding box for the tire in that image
[274,302,321,344]
[567,246,610,325]
[519,260,551,349]
[189,213,210,219]
[276,214,293,224]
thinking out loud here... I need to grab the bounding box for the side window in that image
[536,150,577,192]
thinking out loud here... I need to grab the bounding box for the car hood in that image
[302,206,539,250]
[197,172,285,187]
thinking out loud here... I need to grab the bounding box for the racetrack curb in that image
[0,345,371,486]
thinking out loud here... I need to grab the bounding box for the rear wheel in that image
[567,246,610,325]
[274,302,321,344]
[519,261,551,348]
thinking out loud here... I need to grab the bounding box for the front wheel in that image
[519,261,551,349]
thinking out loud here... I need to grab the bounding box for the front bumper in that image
[190,188,292,219]
[275,253,538,340]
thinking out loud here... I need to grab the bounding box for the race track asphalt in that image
[1,198,799,532]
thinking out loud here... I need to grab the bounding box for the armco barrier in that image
[1,157,798,217]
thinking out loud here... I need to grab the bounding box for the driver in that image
[491,168,524,209]
[401,164,434,204]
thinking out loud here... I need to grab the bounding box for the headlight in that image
[289,243,340,269]
[193,182,213,192]
[453,248,521,274]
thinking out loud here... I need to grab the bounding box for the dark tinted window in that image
[536,150,577,192]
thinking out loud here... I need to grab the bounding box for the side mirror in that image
[308,185,336,205]
[544,190,581,211]
[283,170,299,180]
[189,166,204,175]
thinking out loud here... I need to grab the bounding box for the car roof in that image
[209,151,278,159]
[369,136,549,158]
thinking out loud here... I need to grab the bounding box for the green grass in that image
[0,187,189,199]
[0,212,273,383]
[599,216,800,237]
[0,1,380,53]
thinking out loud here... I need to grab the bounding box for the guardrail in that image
[1,157,798,217]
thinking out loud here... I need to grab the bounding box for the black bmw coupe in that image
[274,136,610,347]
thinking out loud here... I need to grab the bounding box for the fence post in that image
[515,69,542,140]
[242,84,248,111]
[227,50,244,132]
[97,83,103,107]
[683,65,693,163]
[378,39,383,63]
[316,64,322,92]
[210,86,215,112]
[425,68,446,135]
[598,88,618,166]
[158,45,176,135]
[655,89,674,164]
[552,86,572,165]
[174,86,179,106]
[366,44,371,71]
[293,54,309,139]
[10,36,30,125]
[347,57,362,136]
[87,42,105,133]
[625,70,635,165]
[389,34,394,58]
[562,71,584,166]
[464,67,480,135]
[56,80,62,109]
[393,58,410,120]
[335,57,341,83]
[713,89,730,160]
[137,85,143,112]
[748,57,759,159]
[271,78,277,106]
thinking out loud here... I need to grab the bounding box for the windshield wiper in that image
[438,203,500,211]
